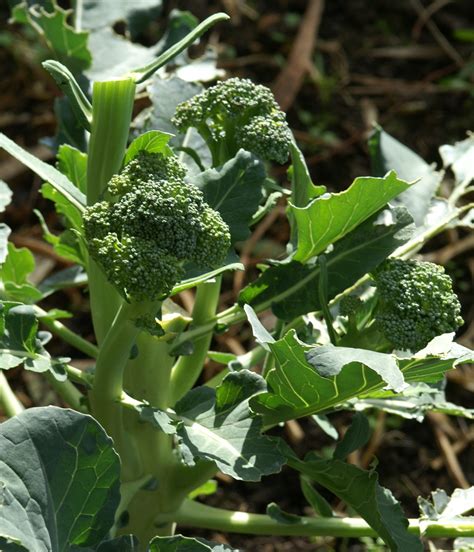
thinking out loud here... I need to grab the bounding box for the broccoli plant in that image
[1,4,474,552]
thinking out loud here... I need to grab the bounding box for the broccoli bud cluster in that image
[374,259,463,352]
[83,151,231,302]
[172,78,292,165]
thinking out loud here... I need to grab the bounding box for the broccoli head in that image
[373,259,463,351]
[172,78,292,165]
[83,151,231,302]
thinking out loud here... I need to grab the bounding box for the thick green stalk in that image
[169,277,222,405]
[86,78,135,344]
[167,499,474,539]
[123,335,176,477]
[0,372,24,417]
[90,301,151,473]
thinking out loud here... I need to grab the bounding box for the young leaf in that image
[291,457,423,551]
[192,150,266,243]
[291,171,410,263]
[56,144,88,193]
[418,487,474,535]
[369,127,443,227]
[0,244,42,303]
[0,407,120,551]
[0,133,86,211]
[333,412,371,460]
[239,206,414,320]
[124,130,173,165]
[0,302,69,379]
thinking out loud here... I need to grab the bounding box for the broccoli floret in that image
[172,78,292,165]
[373,259,463,352]
[83,151,231,302]
[339,295,363,317]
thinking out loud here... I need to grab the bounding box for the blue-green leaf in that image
[333,412,371,460]
[0,407,120,551]
[291,457,423,551]
[192,150,266,243]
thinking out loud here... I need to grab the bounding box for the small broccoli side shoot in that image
[172,77,292,165]
[83,151,231,303]
[373,259,464,352]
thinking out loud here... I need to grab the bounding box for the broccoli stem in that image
[90,300,154,479]
[169,276,222,405]
[86,78,136,345]
[123,335,176,477]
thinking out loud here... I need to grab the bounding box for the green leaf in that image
[0,244,42,303]
[148,535,237,552]
[369,127,443,227]
[244,304,274,352]
[124,130,173,165]
[289,141,326,208]
[41,182,82,229]
[141,371,286,481]
[300,475,334,517]
[0,302,69,379]
[292,171,410,263]
[192,150,265,243]
[333,412,371,460]
[251,331,473,426]
[14,3,91,74]
[0,133,85,211]
[0,180,12,212]
[239,206,414,321]
[0,407,120,551]
[439,133,474,186]
[306,345,406,392]
[0,224,11,264]
[56,144,88,193]
[291,457,423,551]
